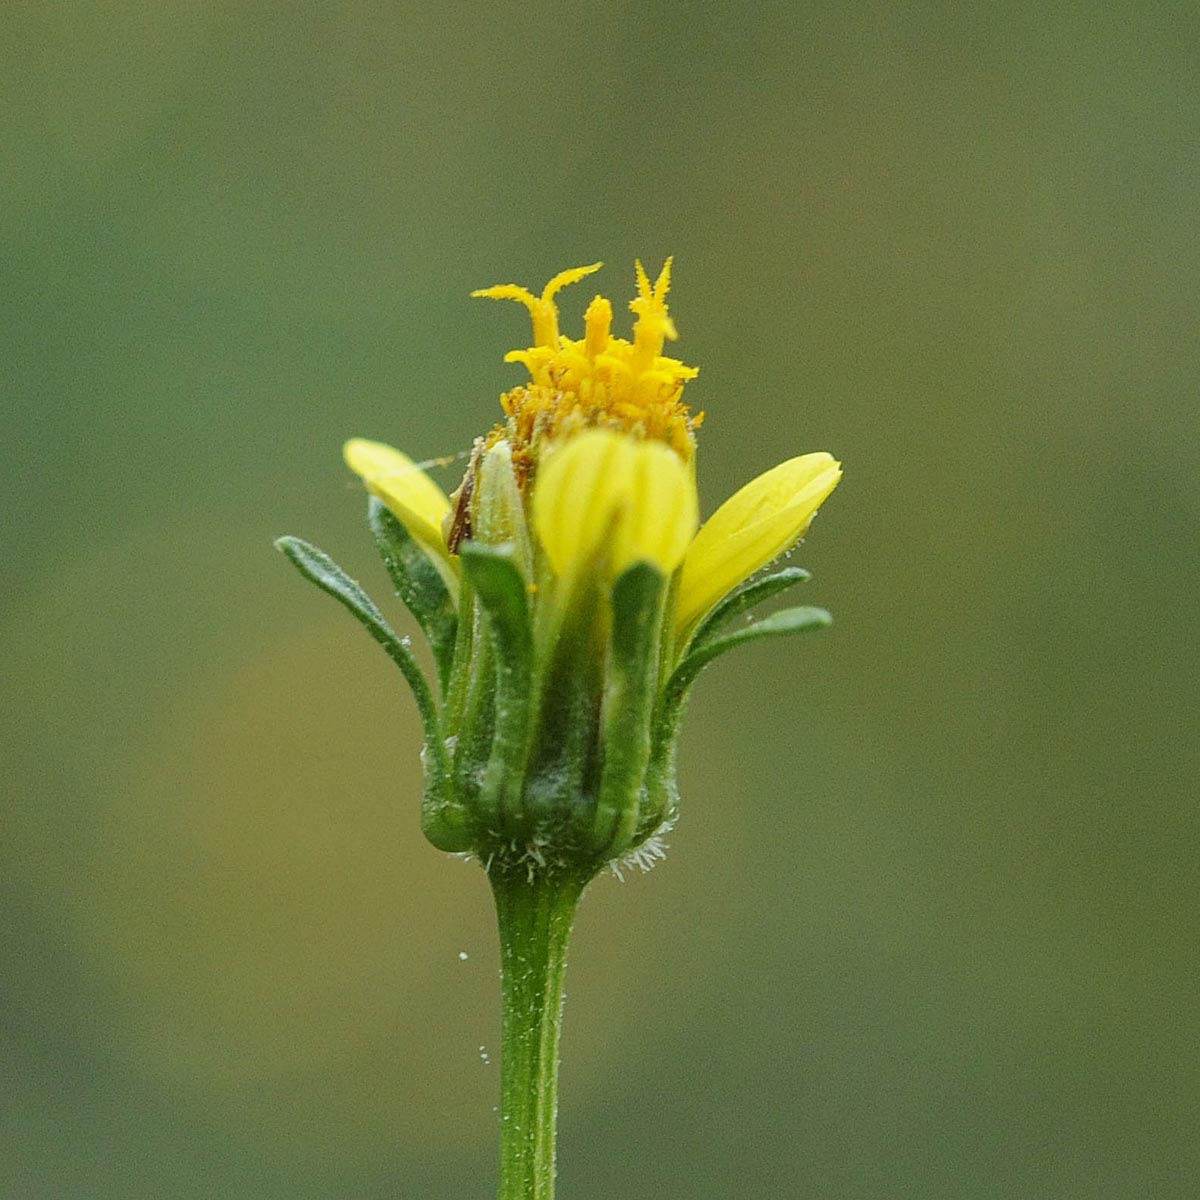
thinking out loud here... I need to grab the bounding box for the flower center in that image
[473,260,703,489]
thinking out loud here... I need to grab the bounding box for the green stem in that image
[490,867,588,1200]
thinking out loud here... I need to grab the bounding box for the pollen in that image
[473,260,703,486]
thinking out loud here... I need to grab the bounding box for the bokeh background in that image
[3,3,1197,1197]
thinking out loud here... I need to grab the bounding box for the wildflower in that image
[279,259,840,867]
[275,259,844,1200]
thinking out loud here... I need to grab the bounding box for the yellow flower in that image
[474,260,841,628]
[346,261,841,637]
[290,258,846,872]
[676,453,842,632]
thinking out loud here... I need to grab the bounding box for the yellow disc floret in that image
[472,260,703,487]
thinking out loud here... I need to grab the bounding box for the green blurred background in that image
[3,2,1197,1196]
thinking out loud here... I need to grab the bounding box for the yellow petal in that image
[533,430,697,579]
[533,431,633,577]
[677,452,842,631]
[342,438,458,588]
[614,439,697,576]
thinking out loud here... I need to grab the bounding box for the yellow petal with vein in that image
[533,431,634,577]
[677,452,842,631]
[533,430,697,579]
[614,440,697,576]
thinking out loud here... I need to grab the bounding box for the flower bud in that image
[474,439,532,576]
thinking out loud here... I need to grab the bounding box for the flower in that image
[275,260,849,1200]
[281,260,842,870]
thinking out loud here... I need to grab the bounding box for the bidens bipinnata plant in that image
[277,260,841,1200]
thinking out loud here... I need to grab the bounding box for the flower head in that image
[281,260,842,874]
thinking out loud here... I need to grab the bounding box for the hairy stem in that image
[490,867,588,1200]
